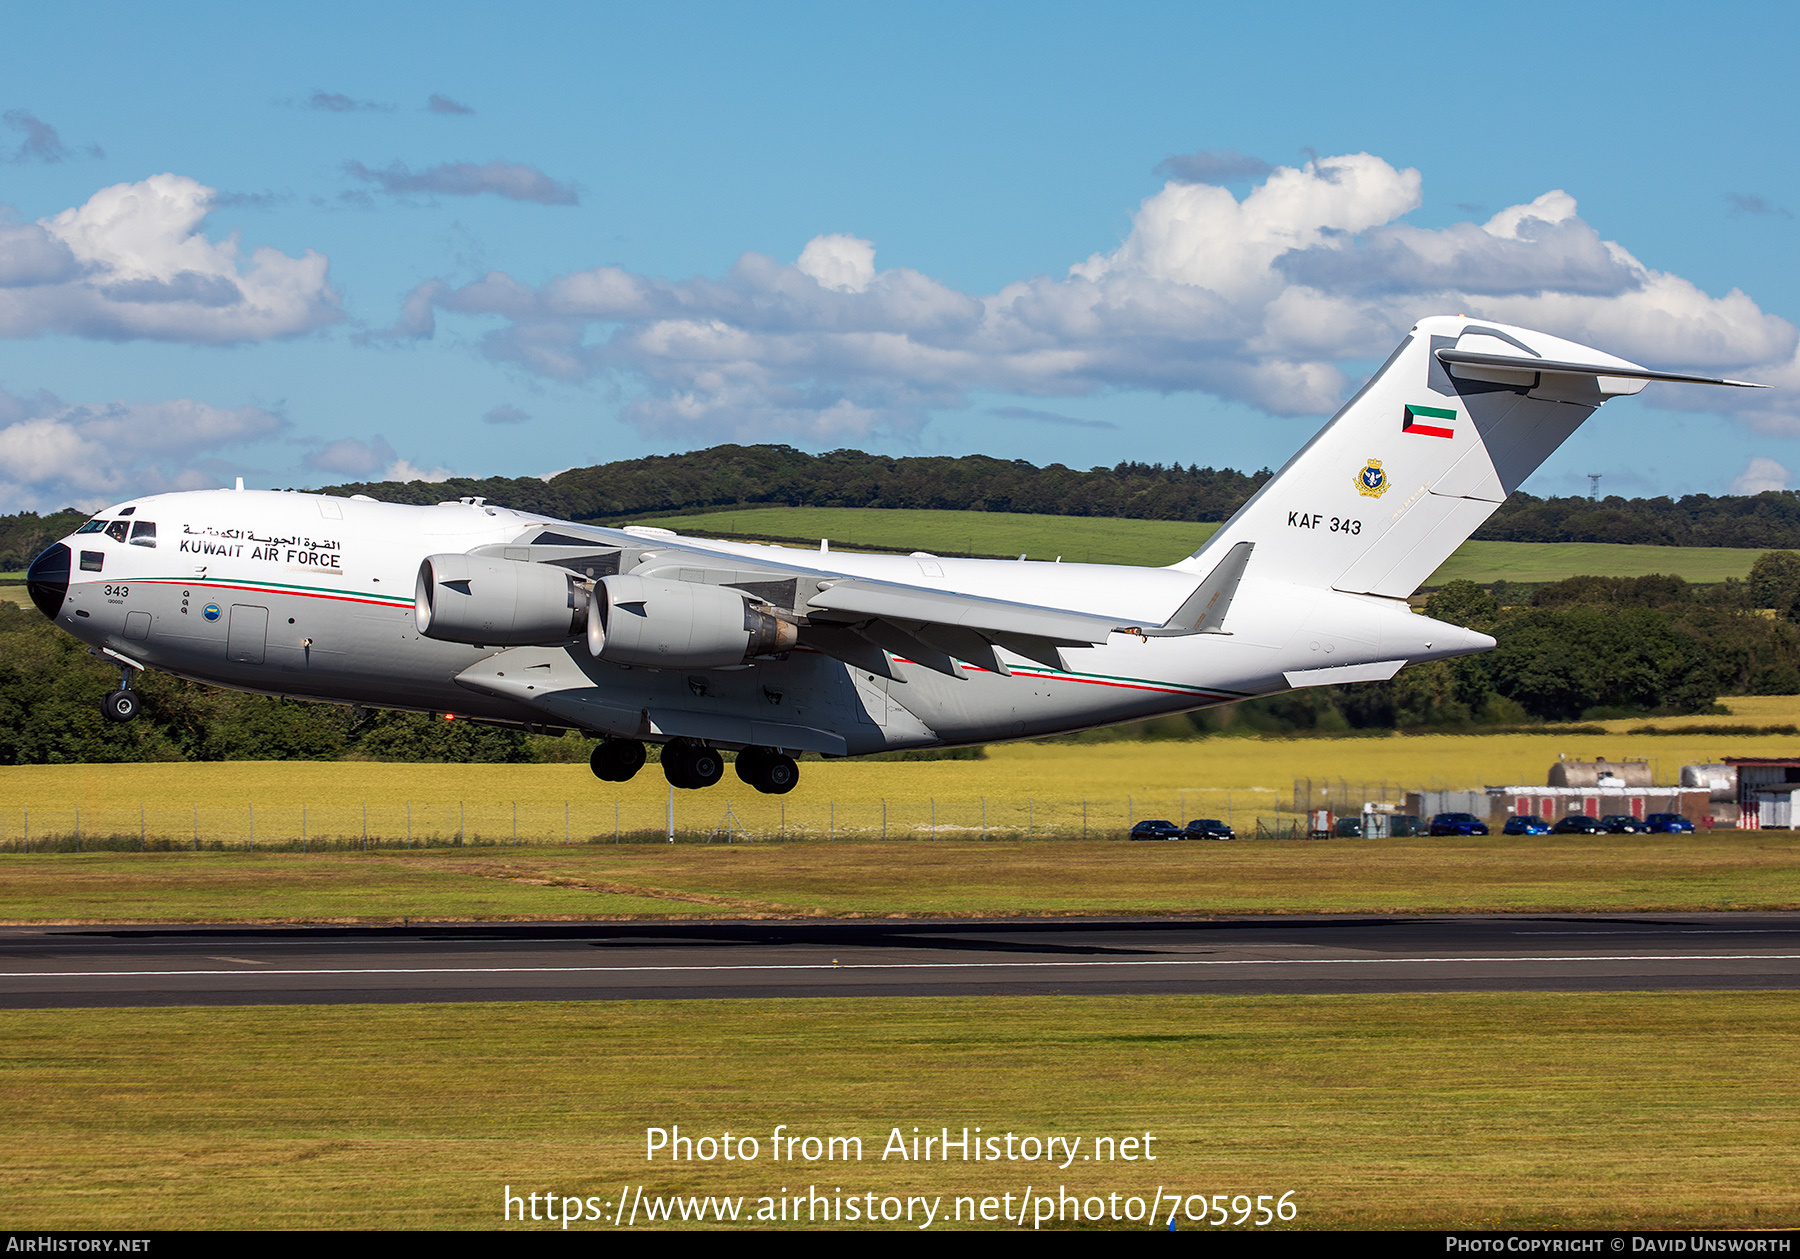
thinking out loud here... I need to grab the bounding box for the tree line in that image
[13,446,1800,569]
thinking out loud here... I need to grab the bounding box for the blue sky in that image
[1,0,1797,512]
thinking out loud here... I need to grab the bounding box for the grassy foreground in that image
[2,993,1793,1230]
[633,506,1769,586]
[3,831,1796,922]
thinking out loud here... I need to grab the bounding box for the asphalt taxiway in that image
[1,912,1796,1007]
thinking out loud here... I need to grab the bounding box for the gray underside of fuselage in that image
[68,576,1227,755]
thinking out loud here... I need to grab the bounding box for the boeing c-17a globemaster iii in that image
[24,317,1766,794]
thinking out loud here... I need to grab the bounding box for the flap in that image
[805,578,1123,644]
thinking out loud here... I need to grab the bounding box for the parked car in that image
[1332,815,1364,837]
[1129,819,1183,841]
[1601,814,1649,834]
[1643,812,1696,833]
[1182,818,1235,840]
[1429,812,1490,836]
[1550,814,1607,835]
[1503,814,1552,835]
[1387,814,1424,837]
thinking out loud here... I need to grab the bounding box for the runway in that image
[1,912,1797,1007]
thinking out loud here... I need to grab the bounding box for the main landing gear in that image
[661,740,724,790]
[589,738,647,782]
[586,738,800,794]
[735,746,799,795]
[101,662,142,723]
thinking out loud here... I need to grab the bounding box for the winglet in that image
[1138,541,1253,637]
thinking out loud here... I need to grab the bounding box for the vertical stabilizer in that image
[1173,316,1755,598]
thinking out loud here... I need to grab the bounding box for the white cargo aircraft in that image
[25,317,1763,793]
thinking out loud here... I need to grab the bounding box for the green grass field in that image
[3,831,1795,923]
[1429,539,1765,585]
[634,506,1770,586]
[2,992,1793,1229]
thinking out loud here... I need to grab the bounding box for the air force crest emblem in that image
[1355,459,1389,498]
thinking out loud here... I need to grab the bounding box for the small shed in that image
[1724,758,1800,829]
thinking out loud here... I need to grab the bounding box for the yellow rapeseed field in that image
[2,695,1798,844]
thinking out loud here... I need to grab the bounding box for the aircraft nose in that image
[26,542,70,620]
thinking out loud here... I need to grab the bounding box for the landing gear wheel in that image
[736,747,798,795]
[589,739,646,782]
[662,741,723,789]
[102,689,141,723]
[734,748,766,786]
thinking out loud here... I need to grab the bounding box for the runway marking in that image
[5,953,1799,979]
[206,956,266,965]
[1513,930,1795,936]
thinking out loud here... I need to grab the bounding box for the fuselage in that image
[26,487,1486,754]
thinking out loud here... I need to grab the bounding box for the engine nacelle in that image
[415,553,587,646]
[588,573,797,667]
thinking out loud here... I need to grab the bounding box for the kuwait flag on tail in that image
[1402,403,1456,438]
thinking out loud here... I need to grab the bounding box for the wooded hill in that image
[9,444,1800,569]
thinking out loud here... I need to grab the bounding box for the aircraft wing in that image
[467,520,1249,680]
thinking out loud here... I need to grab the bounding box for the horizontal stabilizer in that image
[1436,349,1767,389]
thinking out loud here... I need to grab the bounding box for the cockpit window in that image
[118,506,136,516]
[129,521,156,547]
[104,520,129,543]
[75,519,106,534]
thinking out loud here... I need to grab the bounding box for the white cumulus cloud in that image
[377,152,1800,441]
[0,174,342,343]
[1730,456,1791,496]
[0,384,288,512]
[300,434,451,484]
[796,234,877,292]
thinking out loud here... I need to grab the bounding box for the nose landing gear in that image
[102,688,141,723]
[101,661,142,723]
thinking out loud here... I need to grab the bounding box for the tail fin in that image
[1174,315,1765,598]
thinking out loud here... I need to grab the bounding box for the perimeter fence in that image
[0,790,1294,852]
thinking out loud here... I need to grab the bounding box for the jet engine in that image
[415,554,588,646]
[588,573,797,667]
